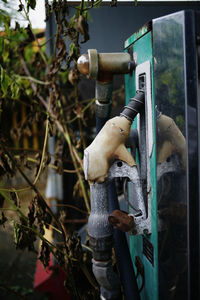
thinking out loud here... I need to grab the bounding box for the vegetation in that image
[0,0,102,298]
[0,0,133,298]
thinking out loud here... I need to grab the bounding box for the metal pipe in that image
[88,182,112,240]
[88,182,121,299]
[92,259,121,300]
[78,49,139,300]
[88,81,122,300]
[91,88,142,299]
[77,49,133,81]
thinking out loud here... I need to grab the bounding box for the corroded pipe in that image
[78,49,137,300]
[77,49,133,82]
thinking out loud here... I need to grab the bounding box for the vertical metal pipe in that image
[95,83,140,300]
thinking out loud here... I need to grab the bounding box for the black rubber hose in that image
[120,90,145,122]
[108,184,140,300]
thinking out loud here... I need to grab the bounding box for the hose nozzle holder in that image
[77,49,135,82]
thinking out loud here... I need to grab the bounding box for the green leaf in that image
[70,42,76,52]
[13,222,20,245]
[94,0,102,9]
[11,81,20,99]
[0,66,11,96]
[25,88,33,96]
[60,70,69,84]
[0,37,3,55]
[28,0,36,10]
[2,38,9,61]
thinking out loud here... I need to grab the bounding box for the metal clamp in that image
[88,49,98,79]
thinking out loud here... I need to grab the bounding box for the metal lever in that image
[108,210,135,232]
[108,160,149,235]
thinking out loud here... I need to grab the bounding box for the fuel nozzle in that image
[83,90,145,183]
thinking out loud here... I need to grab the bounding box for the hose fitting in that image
[120,90,145,122]
[92,259,121,300]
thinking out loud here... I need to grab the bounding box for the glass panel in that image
[153,11,188,300]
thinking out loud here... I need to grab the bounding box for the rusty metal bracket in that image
[108,209,135,232]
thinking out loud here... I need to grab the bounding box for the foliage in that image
[0,0,110,298]
[0,0,136,298]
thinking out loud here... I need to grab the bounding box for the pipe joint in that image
[95,100,112,119]
[77,49,134,82]
[92,259,121,299]
[95,81,113,103]
[88,49,98,79]
[89,236,113,261]
[95,80,113,118]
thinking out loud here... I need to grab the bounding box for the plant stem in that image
[0,190,26,220]
[33,119,49,185]
[20,46,90,213]
[20,57,50,112]
[56,122,90,212]
[54,203,89,215]
[15,75,50,86]
[0,142,62,231]
[67,97,95,124]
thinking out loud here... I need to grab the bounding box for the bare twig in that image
[33,119,49,185]
[15,75,51,86]
[20,57,50,112]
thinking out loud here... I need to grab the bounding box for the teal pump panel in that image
[125,26,158,300]
[124,10,200,300]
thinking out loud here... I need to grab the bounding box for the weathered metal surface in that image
[77,49,132,82]
[92,259,121,299]
[125,28,158,300]
[83,116,136,183]
[88,182,112,239]
[98,52,131,75]
[95,81,113,118]
[124,21,152,49]
[88,49,99,79]
[108,160,151,235]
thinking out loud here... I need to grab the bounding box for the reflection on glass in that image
[153,11,187,300]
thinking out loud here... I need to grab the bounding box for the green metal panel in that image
[124,30,158,300]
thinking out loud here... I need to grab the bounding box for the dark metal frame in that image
[184,10,200,300]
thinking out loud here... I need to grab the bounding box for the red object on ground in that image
[34,253,71,300]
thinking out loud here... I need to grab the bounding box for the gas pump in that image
[78,9,200,300]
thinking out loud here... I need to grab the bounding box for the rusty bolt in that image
[108,209,135,232]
